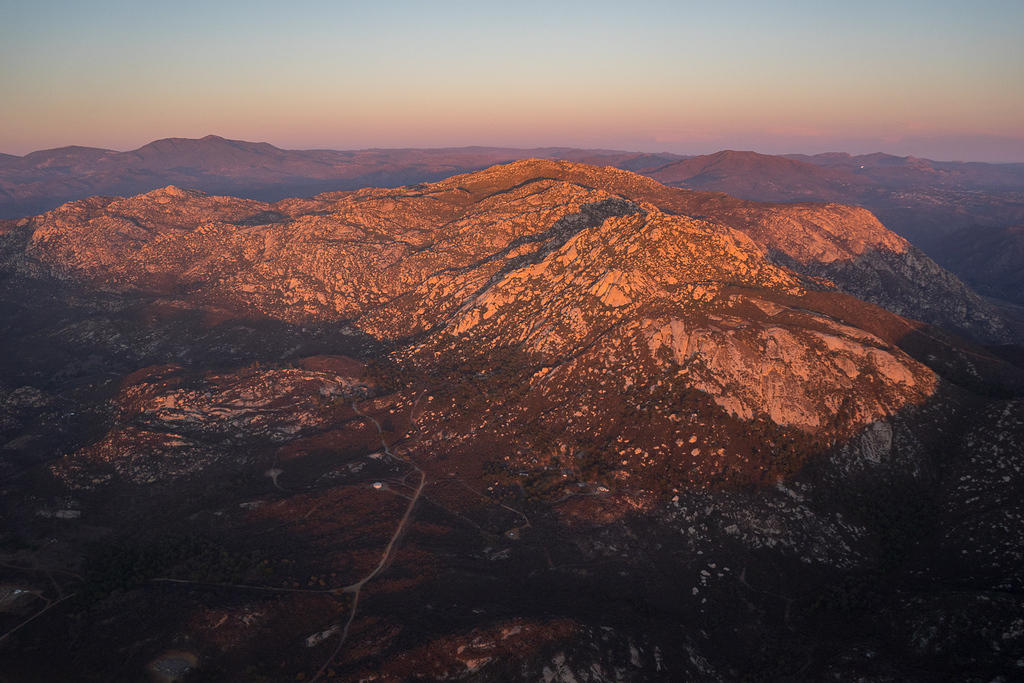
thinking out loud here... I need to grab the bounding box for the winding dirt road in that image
[309,394,427,681]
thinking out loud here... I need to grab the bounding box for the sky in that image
[2,0,1023,161]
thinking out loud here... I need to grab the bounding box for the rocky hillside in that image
[13,159,1010,344]
[2,161,1023,681]
[647,151,1024,307]
[661,197,1011,342]
[7,136,1023,309]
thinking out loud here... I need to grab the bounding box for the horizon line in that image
[5,134,1024,165]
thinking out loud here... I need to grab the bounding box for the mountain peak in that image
[151,184,194,197]
[437,157,670,201]
[131,135,283,158]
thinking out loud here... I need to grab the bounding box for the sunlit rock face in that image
[18,160,938,445]
[17,158,1007,341]
[3,160,1023,681]
[52,366,365,488]
[406,194,935,437]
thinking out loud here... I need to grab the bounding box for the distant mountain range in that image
[3,136,1023,305]
[0,135,683,218]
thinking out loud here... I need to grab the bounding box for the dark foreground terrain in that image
[1,161,1023,681]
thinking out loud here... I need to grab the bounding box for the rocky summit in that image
[1,161,1023,681]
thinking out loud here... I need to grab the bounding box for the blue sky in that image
[2,0,1022,160]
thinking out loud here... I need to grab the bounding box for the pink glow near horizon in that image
[2,1,1023,161]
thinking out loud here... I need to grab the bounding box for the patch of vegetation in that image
[81,534,267,599]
